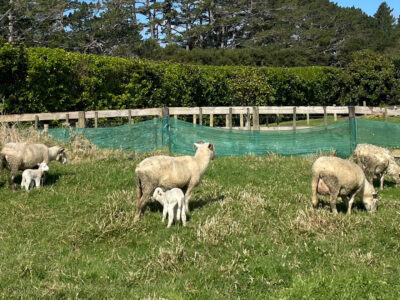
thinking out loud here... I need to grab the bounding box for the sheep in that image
[0,142,67,189]
[134,141,215,222]
[311,156,378,215]
[354,143,400,190]
[152,187,187,227]
[21,162,49,191]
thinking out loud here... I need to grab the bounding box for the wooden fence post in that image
[292,107,296,130]
[240,113,244,128]
[95,112,98,128]
[348,106,356,152]
[43,124,49,134]
[323,106,328,126]
[253,106,260,130]
[210,114,214,127]
[199,107,203,126]
[34,115,39,130]
[333,104,337,122]
[193,114,197,125]
[226,107,232,129]
[384,107,388,122]
[65,113,70,126]
[246,108,251,130]
[128,110,132,124]
[78,111,86,128]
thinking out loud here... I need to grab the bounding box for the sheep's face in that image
[363,181,378,213]
[56,148,67,164]
[193,141,216,160]
[38,162,49,172]
[152,187,165,203]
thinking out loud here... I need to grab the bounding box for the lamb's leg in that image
[167,205,174,228]
[162,205,167,223]
[380,174,385,190]
[311,175,319,209]
[35,178,41,189]
[176,203,181,222]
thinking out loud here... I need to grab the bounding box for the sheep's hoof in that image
[133,214,141,223]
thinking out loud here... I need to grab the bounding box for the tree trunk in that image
[8,0,14,43]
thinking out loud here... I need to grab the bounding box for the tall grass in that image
[0,129,399,298]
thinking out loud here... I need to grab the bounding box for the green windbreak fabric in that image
[169,119,353,157]
[46,117,399,157]
[47,118,164,153]
[356,119,400,148]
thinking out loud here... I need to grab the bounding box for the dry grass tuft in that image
[290,208,345,236]
[88,190,137,240]
[155,235,188,272]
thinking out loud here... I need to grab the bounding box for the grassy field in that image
[0,149,399,299]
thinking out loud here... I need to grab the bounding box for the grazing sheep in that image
[134,141,215,222]
[0,142,67,189]
[354,144,400,190]
[152,187,187,227]
[21,162,49,191]
[312,156,378,215]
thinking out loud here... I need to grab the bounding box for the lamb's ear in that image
[208,143,215,151]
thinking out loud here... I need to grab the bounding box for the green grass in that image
[0,153,399,299]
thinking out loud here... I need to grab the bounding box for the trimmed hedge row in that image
[0,44,395,114]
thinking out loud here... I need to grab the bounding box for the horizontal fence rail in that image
[0,105,398,130]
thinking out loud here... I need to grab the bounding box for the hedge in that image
[1,43,396,114]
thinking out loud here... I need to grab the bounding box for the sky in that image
[330,0,400,18]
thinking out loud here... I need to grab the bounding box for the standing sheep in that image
[312,156,378,215]
[134,141,215,222]
[0,142,67,189]
[21,162,49,191]
[152,187,187,227]
[354,144,400,190]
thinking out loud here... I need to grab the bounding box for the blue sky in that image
[330,1,400,18]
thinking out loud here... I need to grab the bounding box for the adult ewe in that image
[134,141,215,222]
[0,142,67,188]
[312,156,378,215]
[354,143,400,190]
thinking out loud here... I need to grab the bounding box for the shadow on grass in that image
[190,194,226,212]
[318,198,367,214]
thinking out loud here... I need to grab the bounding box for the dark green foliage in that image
[0,44,348,114]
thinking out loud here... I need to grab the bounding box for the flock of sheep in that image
[0,140,398,225]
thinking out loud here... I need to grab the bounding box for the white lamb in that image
[21,162,49,191]
[152,187,187,228]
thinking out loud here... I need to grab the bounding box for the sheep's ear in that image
[193,141,204,151]
[208,143,215,151]
[59,148,65,153]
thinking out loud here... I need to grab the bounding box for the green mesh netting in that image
[46,117,364,157]
[356,119,400,148]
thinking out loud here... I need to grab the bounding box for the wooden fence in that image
[0,105,399,131]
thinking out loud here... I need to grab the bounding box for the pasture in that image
[0,149,399,299]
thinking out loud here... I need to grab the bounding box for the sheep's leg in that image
[9,168,18,190]
[181,202,187,226]
[167,205,174,228]
[347,194,356,215]
[134,186,153,222]
[21,176,25,190]
[380,174,385,190]
[311,175,319,209]
[342,196,349,210]
[329,188,339,215]
[184,185,195,214]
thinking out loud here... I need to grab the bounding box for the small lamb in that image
[21,162,49,191]
[152,187,187,227]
